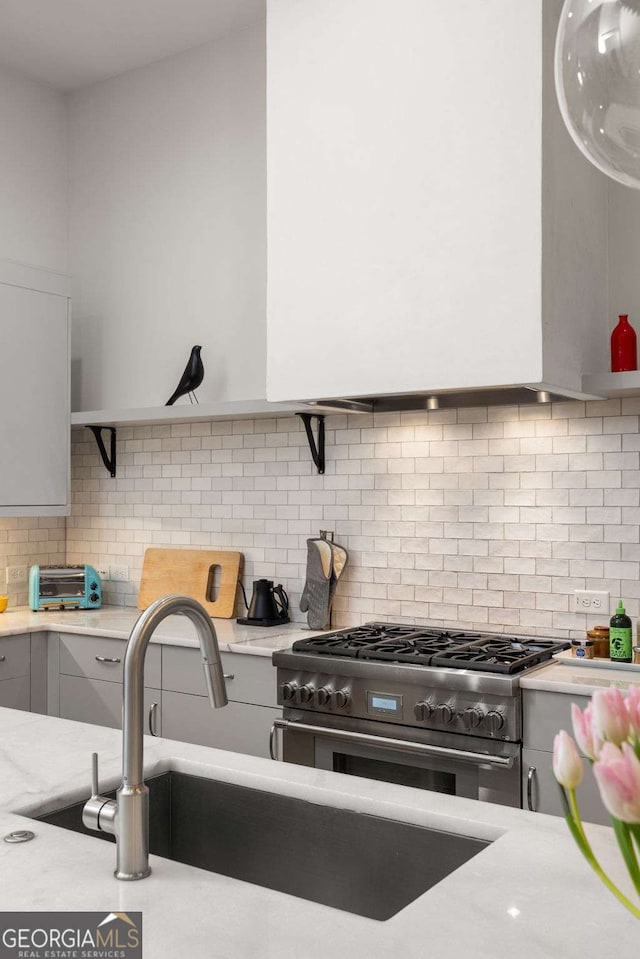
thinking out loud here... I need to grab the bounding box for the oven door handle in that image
[270,718,515,768]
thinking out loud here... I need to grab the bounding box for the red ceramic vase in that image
[611,315,638,372]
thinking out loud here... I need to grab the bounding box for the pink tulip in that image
[591,688,630,746]
[571,703,602,760]
[593,742,640,824]
[553,730,584,789]
[626,687,640,741]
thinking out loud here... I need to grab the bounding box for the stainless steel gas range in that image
[271,624,569,808]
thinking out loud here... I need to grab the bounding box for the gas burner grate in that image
[290,624,419,657]
[292,624,486,664]
[291,623,569,674]
[357,632,483,664]
[430,639,570,674]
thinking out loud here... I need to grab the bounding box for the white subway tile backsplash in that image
[62,399,640,638]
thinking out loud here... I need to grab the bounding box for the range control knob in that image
[485,710,505,734]
[280,682,298,702]
[462,707,484,730]
[435,703,454,725]
[89,592,99,603]
[316,686,332,707]
[298,684,315,705]
[332,689,350,709]
[90,581,99,591]
[414,701,434,722]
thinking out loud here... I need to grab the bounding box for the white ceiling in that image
[0,0,264,91]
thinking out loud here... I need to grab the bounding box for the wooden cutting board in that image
[138,547,244,618]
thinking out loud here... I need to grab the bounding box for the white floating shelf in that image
[581,370,640,399]
[71,399,316,428]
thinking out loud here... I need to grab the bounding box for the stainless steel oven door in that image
[271,715,522,808]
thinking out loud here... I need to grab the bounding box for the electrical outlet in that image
[109,564,129,582]
[573,589,610,613]
[6,566,27,585]
[95,566,110,582]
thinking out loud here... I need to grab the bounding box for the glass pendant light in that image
[555,0,640,187]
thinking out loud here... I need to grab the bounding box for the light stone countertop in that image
[0,607,325,656]
[0,706,638,958]
[520,653,640,696]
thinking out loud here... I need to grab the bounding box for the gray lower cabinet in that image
[522,747,609,825]
[522,688,609,826]
[162,647,278,707]
[52,632,279,755]
[0,675,30,711]
[162,647,280,757]
[59,674,161,733]
[56,631,163,734]
[0,634,31,711]
[58,632,161,687]
[162,691,278,758]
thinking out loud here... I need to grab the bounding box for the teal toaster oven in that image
[29,565,102,611]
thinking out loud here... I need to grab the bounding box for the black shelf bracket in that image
[86,426,117,477]
[297,413,326,474]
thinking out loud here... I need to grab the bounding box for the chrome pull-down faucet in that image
[83,594,228,880]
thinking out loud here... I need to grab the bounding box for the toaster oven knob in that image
[280,682,298,702]
[316,686,332,707]
[414,701,434,722]
[298,684,315,705]
[462,707,484,730]
[90,593,99,603]
[435,703,454,725]
[485,710,505,733]
[332,689,350,709]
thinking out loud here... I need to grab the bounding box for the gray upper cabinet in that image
[0,262,70,515]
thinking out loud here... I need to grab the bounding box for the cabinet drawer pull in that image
[0,655,5,663]
[527,765,537,812]
[95,656,121,664]
[223,673,234,681]
[148,702,159,737]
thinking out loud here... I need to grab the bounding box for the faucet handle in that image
[82,752,117,836]
[91,752,100,797]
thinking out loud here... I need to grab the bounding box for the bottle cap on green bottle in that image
[616,599,626,615]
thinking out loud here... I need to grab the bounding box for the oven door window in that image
[314,740,479,800]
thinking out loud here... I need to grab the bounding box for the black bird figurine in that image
[166,345,204,406]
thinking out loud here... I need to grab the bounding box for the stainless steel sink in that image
[35,771,490,920]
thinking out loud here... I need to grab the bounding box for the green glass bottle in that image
[610,599,632,664]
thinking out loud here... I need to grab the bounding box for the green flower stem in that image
[629,823,640,858]
[563,788,640,920]
[612,818,640,899]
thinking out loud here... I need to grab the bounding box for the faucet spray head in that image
[203,658,228,708]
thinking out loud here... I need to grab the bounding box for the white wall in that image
[68,22,266,412]
[0,65,67,272]
[608,183,640,348]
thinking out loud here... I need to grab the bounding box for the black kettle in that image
[237,579,290,627]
